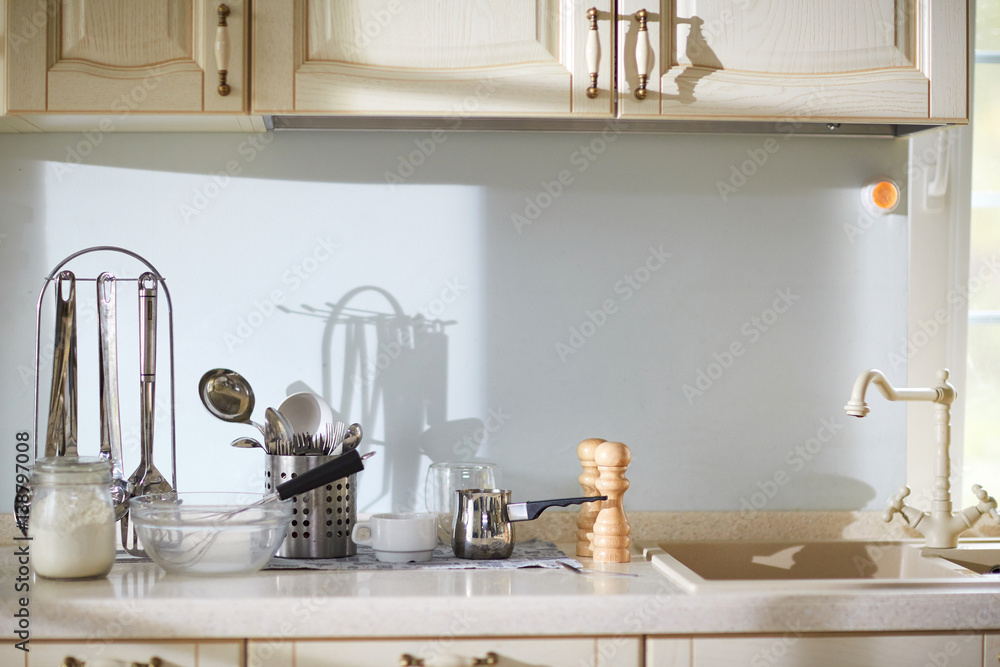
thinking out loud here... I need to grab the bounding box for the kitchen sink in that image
[644,539,1000,592]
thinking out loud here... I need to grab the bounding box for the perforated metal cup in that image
[266,454,357,559]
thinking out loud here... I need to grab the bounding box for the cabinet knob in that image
[634,9,653,100]
[215,4,232,96]
[585,8,601,98]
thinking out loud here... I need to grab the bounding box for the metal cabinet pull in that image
[634,9,653,100]
[215,4,232,96]
[585,7,601,98]
[62,658,162,667]
[399,652,499,666]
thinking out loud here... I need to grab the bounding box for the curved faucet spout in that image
[844,368,990,548]
[844,368,953,418]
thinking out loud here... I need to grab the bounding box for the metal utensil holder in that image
[267,455,356,558]
[17,246,179,535]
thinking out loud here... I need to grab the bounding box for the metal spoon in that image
[198,368,265,437]
[265,407,294,456]
[230,436,266,452]
[342,423,363,452]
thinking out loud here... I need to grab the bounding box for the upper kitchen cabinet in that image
[252,0,615,117]
[617,0,968,123]
[5,0,251,120]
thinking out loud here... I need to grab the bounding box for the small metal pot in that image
[451,489,605,560]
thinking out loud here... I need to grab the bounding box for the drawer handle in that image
[634,9,653,100]
[585,7,601,98]
[215,4,232,96]
[62,658,163,667]
[399,652,499,666]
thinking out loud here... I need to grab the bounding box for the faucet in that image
[845,368,999,548]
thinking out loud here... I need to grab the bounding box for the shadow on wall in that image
[279,286,485,512]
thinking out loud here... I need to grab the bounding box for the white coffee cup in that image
[350,513,438,563]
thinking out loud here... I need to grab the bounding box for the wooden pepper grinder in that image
[576,438,605,557]
[591,441,631,563]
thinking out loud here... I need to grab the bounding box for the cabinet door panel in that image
[253,0,614,117]
[693,634,983,667]
[7,0,247,113]
[249,638,611,667]
[618,0,965,122]
[30,640,243,667]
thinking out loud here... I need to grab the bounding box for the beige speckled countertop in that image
[2,512,999,645]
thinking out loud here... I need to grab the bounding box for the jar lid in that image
[31,456,112,482]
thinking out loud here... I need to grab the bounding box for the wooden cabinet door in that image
[692,634,983,667]
[6,0,247,113]
[29,640,243,667]
[617,0,966,123]
[248,637,641,667]
[253,0,614,117]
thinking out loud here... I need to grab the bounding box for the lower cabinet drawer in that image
[249,637,641,667]
[648,634,985,667]
[28,641,243,667]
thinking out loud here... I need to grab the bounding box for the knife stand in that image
[20,246,179,535]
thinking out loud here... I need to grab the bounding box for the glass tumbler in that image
[424,462,499,542]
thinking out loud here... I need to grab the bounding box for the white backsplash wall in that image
[0,129,910,513]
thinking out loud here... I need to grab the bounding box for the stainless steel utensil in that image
[342,422,363,452]
[97,273,130,521]
[452,490,606,560]
[265,407,293,455]
[199,368,265,437]
[44,271,79,457]
[557,561,638,578]
[123,273,173,556]
[231,436,266,451]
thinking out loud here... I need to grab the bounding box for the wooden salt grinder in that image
[576,438,605,557]
[591,441,631,563]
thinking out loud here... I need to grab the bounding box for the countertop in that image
[3,512,1000,643]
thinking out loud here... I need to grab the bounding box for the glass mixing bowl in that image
[129,492,293,576]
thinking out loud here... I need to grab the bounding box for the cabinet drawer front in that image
[29,641,242,667]
[249,637,639,667]
[692,634,983,667]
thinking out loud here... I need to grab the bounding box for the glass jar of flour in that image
[29,457,116,579]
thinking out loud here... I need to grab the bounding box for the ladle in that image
[198,368,265,437]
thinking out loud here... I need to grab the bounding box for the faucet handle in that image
[883,485,911,523]
[972,484,1000,522]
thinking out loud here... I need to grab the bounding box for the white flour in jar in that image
[30,486,115,579]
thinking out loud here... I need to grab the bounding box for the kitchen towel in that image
[263,538,580,571]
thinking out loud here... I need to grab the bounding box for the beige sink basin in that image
[645,539,1000,592]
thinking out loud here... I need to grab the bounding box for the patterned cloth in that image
[264,539,580,571]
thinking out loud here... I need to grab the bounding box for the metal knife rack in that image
[23,246,178,534]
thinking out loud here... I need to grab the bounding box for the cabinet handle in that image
[634,9,653,100]
[399,652,499,666]
[585,7,601,98]
[62,658,162,667]
[215,4,232,96]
